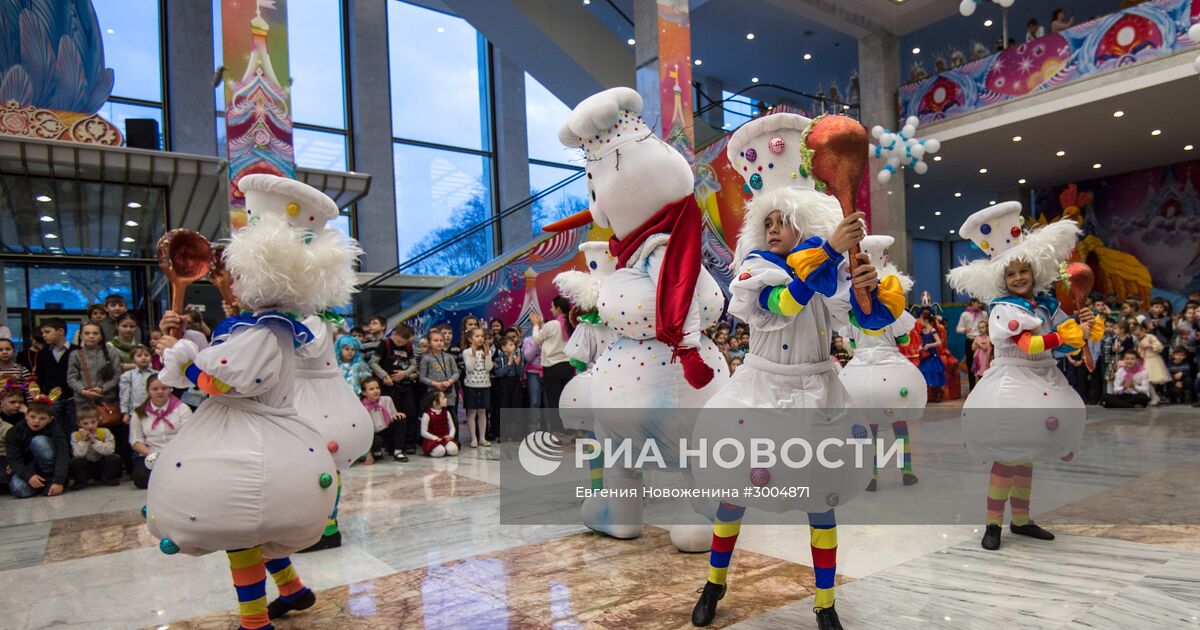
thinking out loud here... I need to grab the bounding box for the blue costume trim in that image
[747,250,796,278]
[849,287,899,331]
[748,251,817,314]
[210,311,314,349]
[791,237,843,297]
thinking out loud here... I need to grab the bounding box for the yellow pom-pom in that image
[286,202,301,217]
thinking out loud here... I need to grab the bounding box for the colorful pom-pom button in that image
[159,538,179,555]
[589,261,597,269]
[327,441,339,453]
[749,173,763,190]
[1045,416,1059,431]
[900,387,909,398]
[738,272,752,281]
[1008,319,1020,331]
[768,137,785,154]
[745,148,758,162]
[319,473,334,489]
[140,505,147,519]
[826,492,840,507]
[1010,226,1021,238]
[286,202,300,217]
[980,223,992,235]
[852,424,869,439]
[980,240,989,250]
[743,183,752,195]
[750,467,770,486]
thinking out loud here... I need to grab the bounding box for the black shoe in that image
[102,478,120,487]
[981,524,1002,550]
[865,478,877,492]
[1010,521,1055,540]
[296,530,342,554]
[393,452,409,462]
[815,606,843,630]
[69,483,87,492]
[902,473,919,486]
[404,447,417,454]
[267,587,316,619]
[691,581,725,626]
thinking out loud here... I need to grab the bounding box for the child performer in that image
[837,235,926,491]
[948,202,1097,552]
[692,113,906,630]
[419,390,459,457]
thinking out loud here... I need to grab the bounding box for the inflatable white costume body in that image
[556,241,620,433]
[543,87,728,552]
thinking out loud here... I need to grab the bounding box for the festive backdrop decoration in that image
[870,116,941,183]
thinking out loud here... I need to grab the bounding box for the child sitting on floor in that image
[5,394,69,498]
[1165,346,1195,405]
[419,390,458,458]
[1102,350,1152,408]
[68,404,121,489]
[360,377,404,465]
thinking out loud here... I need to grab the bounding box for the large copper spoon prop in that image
[805,115,872,313]
[208,244,239,309]
[156,229,213,338]
[1065,261,1097,372]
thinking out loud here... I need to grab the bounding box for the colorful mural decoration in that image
[0,99,121,144]
[657,0,693,163]
[1032,160,1200,307]
[901,0,1200,123]
[222,0,294,228]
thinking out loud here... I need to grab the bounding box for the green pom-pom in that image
[900,387,909,398]
[140,505,147,519]
[159,538,179,555]
[319,473,334,489]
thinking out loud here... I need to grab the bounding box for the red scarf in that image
[608,194,703,349]
[149,396,182,431]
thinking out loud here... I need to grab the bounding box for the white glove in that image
[158,339,200,389]
[144,451,159,470]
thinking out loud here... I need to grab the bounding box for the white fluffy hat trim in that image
[733,187,842,268]
[947,219,1079,302]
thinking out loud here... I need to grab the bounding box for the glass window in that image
[4,265,27,309]
[4,314,21,348]
[330,213,352,238]
[294,128,349,171]
[93,0,163,102]
[98,101,163,149]
[25,267,133,310]
[215,115,227,159]
[388,1,489,150]
[529,163,587,233]
[525,73,578,165]
[721,90,759,131]
[393,143,493,275]
[287,0,347,129]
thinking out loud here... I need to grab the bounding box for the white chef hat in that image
[725,113,818,196]
[948,202,1080,301]
[557,87,653,160]
[238,174,339,229]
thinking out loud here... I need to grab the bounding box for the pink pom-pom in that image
[750,467,770,487]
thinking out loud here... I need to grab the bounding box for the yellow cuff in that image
[786,247,830,281]
[1089,319,1105,342]
[1055,318,1084,349]
[877,275,907,319]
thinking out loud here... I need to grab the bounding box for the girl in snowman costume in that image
[151,175,351,630]
[691,113,906,630]
[838,234,925,491]
[947,202,1097,552]
[543,87,729,552]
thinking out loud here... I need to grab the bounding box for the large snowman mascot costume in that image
[691,113,907,630]
[150,175,350,630]
[554,242,619,430]
[542,87,729,551]
[947,202,1095,552]
[838,234,925,491]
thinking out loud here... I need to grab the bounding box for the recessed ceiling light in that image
[803,53,812,60]
[106,28,114,34]
[934,211,942,216]
[989,200,996,204]
[912,47,921,54]
[751,77,759,83]
[1012,136,1022,142]
[582,0,590,4]
[36,195,52,202]
[122,236,136,243]
[1093,163,1102,169]
[694,59,702,65]
[1186,144,1195,151]
[984,19,993,27]
[949,229,956,234]
[746,33,755,40]
[954,192,962,198]
[887,191,893,195]
[933,156,942,161]
[125,220,139,227]
[1151,129,1162,136]
[40,215,54,222]
[1113,110,1124,118]
[127,201,142,208]
[1056,150,1066,157]
[919,225,926,230]
[627,38,635,45]
[436,27,445,33]
[979,168,988,174]
[913,183,921,189]
[1018,178,1027,184]
[44,233,58,239]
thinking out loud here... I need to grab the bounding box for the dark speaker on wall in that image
[125,118,160,150]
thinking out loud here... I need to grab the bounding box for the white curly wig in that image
[554,270,602,311]
[733,187,843,268]
[946,220,1079,302]
[223,214,363,314]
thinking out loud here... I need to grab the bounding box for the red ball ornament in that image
[1008,319,1019,331]
[1010,225,1021,238]
[738,272,752,281]
[750,467,770,486]
[327,441,339,453]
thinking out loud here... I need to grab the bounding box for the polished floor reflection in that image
[0,404,1197,629]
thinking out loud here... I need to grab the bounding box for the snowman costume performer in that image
[947,202,1096,552]
[150,175,352,630]
[542,87,729,552]
[837,235,924,491]
[691,113,906,630]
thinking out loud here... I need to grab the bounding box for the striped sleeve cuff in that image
[758,277,816,316]
[183,361,232,396]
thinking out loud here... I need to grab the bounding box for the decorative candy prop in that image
[959,0,1013,17]
[870,117,940,184]
[1062,261,1097,372]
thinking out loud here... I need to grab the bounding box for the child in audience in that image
[34,318,76,430]
[1103,350,1152,408]
[5,396,68,497]
[0,338,32,387]
[491,336,524,441]
[360,377,404,465]
[462,328,492,448]
[419,330,460,418]
[831,335,852,367]
[1166,347,1195,405]
[148,330,164,370]
[972,320,993,379]
[1,387,25,490]
[68,405,121,489]
[1133,323,1169,404]
[100,294,140,343]
[336,335,372,396]
[130,375,192,489]
[108,313,141,371]
[419,390,458,458]
[372,325,418,460]
[119,346,156,423]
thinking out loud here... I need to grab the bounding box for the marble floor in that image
[1,404,1198,629]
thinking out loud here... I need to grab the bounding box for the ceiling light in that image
[106,28,114,34]
[122,236,136,243]
[989,200,996,204]
[694,59,702,65]
[40,215,54,222]
[912,183,921,189]
[912,47,921,54]
[984,19,993,27]
[582,0,590,4]
[44,233,58,239]
[1151,129,1162,136]
[120,249,132,253]
[803,53,812,60]
[978,168,988,174]
[933,155,942,161]
[1012,135,1022,142]
[949,229,956,234]
[126,201,142,208]
[919,225,926,230]
[746,33,755,40]
[1093,163,1102,169]
[36,195,52,202]
[1186,144,1195,151]
[954,192,962,198]
[436,27,445,33]
[887,191,893,195]
[1018,178,1027,184]
[1113,110,1124,118]
[751,77,759,83]
[842,104,850,110]
[1056,150,1066,157]
[627,38,635,45]
[124,220,139,227]
[934,211,942,216]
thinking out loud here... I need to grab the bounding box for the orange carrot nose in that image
[542,209,594,232]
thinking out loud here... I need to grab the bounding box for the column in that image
[347,0,399,272]
[164,0,217,154]
[493,48,533,252]
[857,30,908,272]
[633,0,662,129]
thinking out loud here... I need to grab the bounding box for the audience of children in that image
[68,404,122,489]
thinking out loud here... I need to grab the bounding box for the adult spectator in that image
[956,298,988,390]
[1050,8,1074,33]
[1025,19,1045,42]
[530,296,574,410]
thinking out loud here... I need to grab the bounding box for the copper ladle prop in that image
[805,115,872,314]
[156,229,213,339]
[208,244,239,310]
[1064,261,1097,372]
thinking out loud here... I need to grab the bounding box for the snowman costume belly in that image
[294,316,374,470]
[961,299,1085,462]
[839,311,928,416]
[149,322,337,558]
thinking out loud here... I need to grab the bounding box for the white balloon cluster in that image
[870,116,941,184]
[959,0,1014,17]
[1190,23,1200,77]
